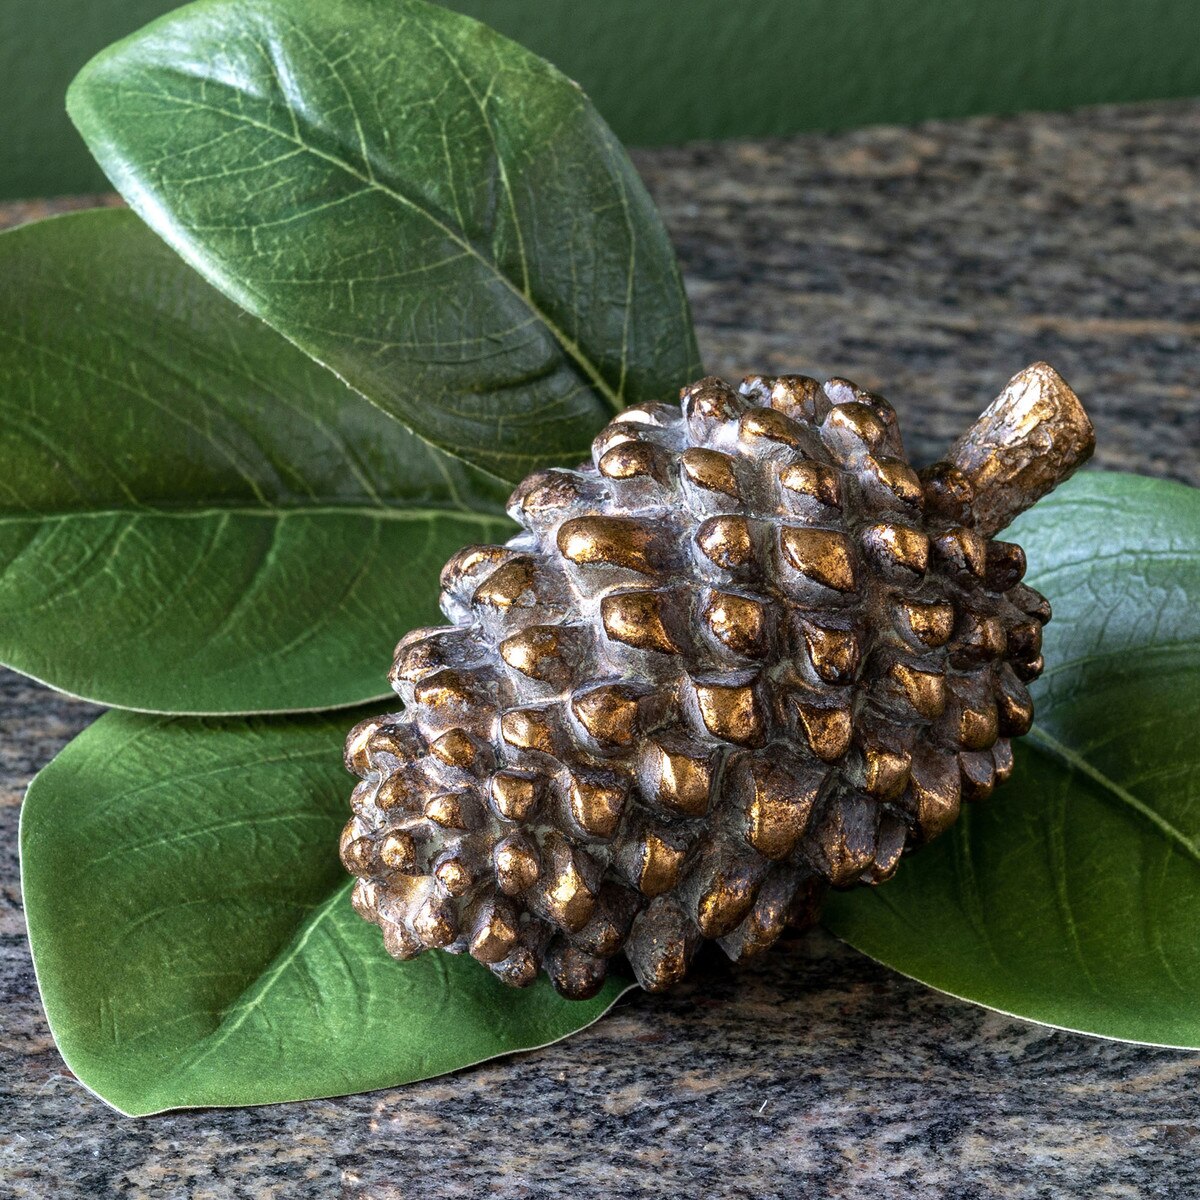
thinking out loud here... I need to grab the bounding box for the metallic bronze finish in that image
[897,600,956,648]
[933,525,989,579]
[779,526,857,592]
[859,522,930,576]
[717,871,795,960]
[441,544,513,597]
[947,362,1095,538]
[890,661,948,719]
[471,557,537,609]
[691,679,765,746]
[435,858,474,897]
[600,589,682,654]
[342,365,1094,996]
[339,830,376,877]
[344,718,377,775]
[470,900,519,964]
[739,406,805,450]
[510,469,601,530]
[696,514,754,571]
[953,612,1008,665]
[765,374,826,423]
[429,728,477,769]
[867,456,924,505]
[633,835,691,902]
[862,744,913,801]
[494,834,541,895]
[680,447,741,497]
[598,441,666,482]
[806,793,879,887]
[567,774,626,839]
[694,859,761,938]
[424,792,469,830]
[375,774,414,812]
[792,700,854,762]
[390,629,468,688]
[571,684,642,747]
[624,897,696,992]
[545,941,609,1000]
[380,915,423,961]
[414,893,458,948]
[500,708,556,754]
[703,591,768,657]
[640,734,715,817]
[985,540,1027,591]
[538,835,597,932]
[489,770,542,822]
[779,461,843,509]
[909,748,962,840]
[413,670,476,713]
[735,758,818,860]
[378,831,416,872]
[498,625,568,682]
[995,667,1035,736]
[797,618,860,684]
[992,739,1016,784]
[824,401,888,451]
[557,516,657,574]
[957,702,999,751]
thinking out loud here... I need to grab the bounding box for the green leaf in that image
[824,472,1200,1047]
[67,0,700,483]
[21,705,631,1116]
[0,208,513,715]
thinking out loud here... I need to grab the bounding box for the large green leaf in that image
[21,706,631,1116]
[824,472,1200,1047]
[67,0,700,483]
[0,208,512,715]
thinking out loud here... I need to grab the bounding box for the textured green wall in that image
[3,0,1199,199]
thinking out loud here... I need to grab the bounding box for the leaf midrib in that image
[164,880,354,1085]
[112,67,626,416]
[1027,727,1200,869]
[0,502,509,527]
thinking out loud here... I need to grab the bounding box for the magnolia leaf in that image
[21,705,632,1116]
[67,0,700,482]
[824,473,1200,1047]
[0,208,512,714]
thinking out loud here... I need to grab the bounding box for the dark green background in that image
[4,0,1200,200]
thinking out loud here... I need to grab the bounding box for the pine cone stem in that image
[946,362,1096,537]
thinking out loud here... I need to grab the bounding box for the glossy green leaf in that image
[67,0,700,483]
[0,208,513,715]
[824,472,1200,1047]
[21,706,632,1116]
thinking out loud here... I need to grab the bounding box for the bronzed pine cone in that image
[341,362,1094,997]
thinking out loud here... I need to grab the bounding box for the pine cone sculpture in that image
[341,362,1094,998]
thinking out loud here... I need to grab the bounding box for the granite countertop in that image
[2,99,1199,1198]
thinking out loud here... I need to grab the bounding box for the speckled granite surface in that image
[2,100,1199,1199]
